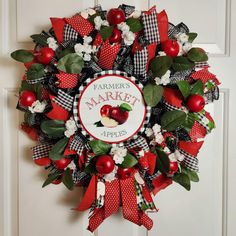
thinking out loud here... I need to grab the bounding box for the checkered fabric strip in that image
[182,156,199,172]
[168,23,180,38]
[72,170,91,184]
[124,136,150,153]
[134,47,148,78]
[197,112,211,133]
[169,69,192,84]
[120,4,135,16]
[195,61,209,69]
[73,70,150,144]
[135,181,154,211]
[142,9,160,43]
[32,144,53,160]
[26,77,46,84]
[163,101,183,112]
[53,89,74,111]
[177,22,190,34]
[63,24,79,42]
[69,135,90,156]
[204,86,220,104]
[86,59,103,73]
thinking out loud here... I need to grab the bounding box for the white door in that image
[0,0,235,236]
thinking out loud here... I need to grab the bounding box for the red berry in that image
[162,39,180,58]
[36,47,55,65]
[52,178,62,185]
[100,105,112,117]
[169,161,179,173]
[117,167,133,179]
[96,155,115,174]
[109,28,122,44]
[54,158,72,170]
[19,90,37,107]
[107,8,126,25]
[34,157,51,166]
[186,95,205,113]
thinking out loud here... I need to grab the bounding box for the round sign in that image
[74,71,149,144]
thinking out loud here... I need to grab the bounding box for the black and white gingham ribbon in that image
[142,8,160,43]
[31,144,53,160]
[204,85,219,104]
[181,155,199,172]
[124,136,150,153]
[169,69,192,84]
[72,170,91,184]
[26,77,46,85]
[168,22,189,38]
[195,61,209,69]
[53,89,74,111]
[134,47,148,78]
[163,101,183,112]
[119,4,135,17]
[69,134,90,156]
[73,70,151,144]
[63,24,79,42]
[197,112,211,133]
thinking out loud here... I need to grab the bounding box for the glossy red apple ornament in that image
[100,105,112,117]
[109,107,129,124]
[109,28,122,44]
[117,167,133,179]
[19,90,37,107]
[34,158,51,166]
[36,47,55,65]
[96,155,115,174]
[169,161,179,175]
[54,158,72,170]
[186,95,205,113]
[162,39,180,58]
[107,8,126,25]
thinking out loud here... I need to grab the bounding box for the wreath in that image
[11,4,220,232]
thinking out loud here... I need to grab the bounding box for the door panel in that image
[0,0,235,236]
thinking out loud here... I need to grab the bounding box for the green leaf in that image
[49,137,69,160]
[161,110,187,131]
[11,49,34,63]
[31,34,49,46]
[121,153,138,168]
[155,149,170,174]
[42,172,62,188]
[84,163,97,174]
[176,80,191,99]
[57,53,84,74]
[150,56,173,77]
[62,168,74,190]
[191,80,204,96]
[20,80,34,92]
[181,166,199,182]
[172,56,195,71]
[120,103,132,112]
[187,32,198,43]
[34,83,42,100]
[183,113,197,131]
[88,13,100,24]
[187,48,208,62]
[173,172,191,190]
[100,26,114,41]
[126,18,143,33]
[41,120,66,138]
[208,121,215,131]
[94,121,104,127]
[27,63,45,80]
[143,83,163,107]
[56,46,75,59]
[89,140,111,156]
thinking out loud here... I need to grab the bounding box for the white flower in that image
[110,147,127,164]
[74,43,84,53]
[182,42,192,53]
[67,161,76,171]
[47,37,58,51]
[122,31,135,46]
[83,53,91,61]
[129,10,141,19]
[118,22,130,33]
[145,128,154,137]
[154,70,171,86]
[154,77,162,85]
[94,16,108,30]
[178,42,184,56]
[113,154,124,164]
[83,36,92,45]
[103,166,118,182]
[163,147,171,154]
[152,124,161,134]
[155,133,164,144]
[177,33,189,44]
[158,51,167,56]
[169,153,177,162]
[29,100,46,113]
[174,150,185,161]
[64,118,77,138]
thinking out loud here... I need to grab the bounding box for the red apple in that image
[19,90,37,107]
[100,105,112,117]
[107,8,126,25]
[96,155,115,174]
[109,27,122,44]
[162,39,180,58]
[36,47,55,65]
[186,95,205,113]
[54,158,72,170]
[117,167,133,179]
[52,178,62,185]
[34,157,51,166]
[169,161,179,175]
[109,107,129,124]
